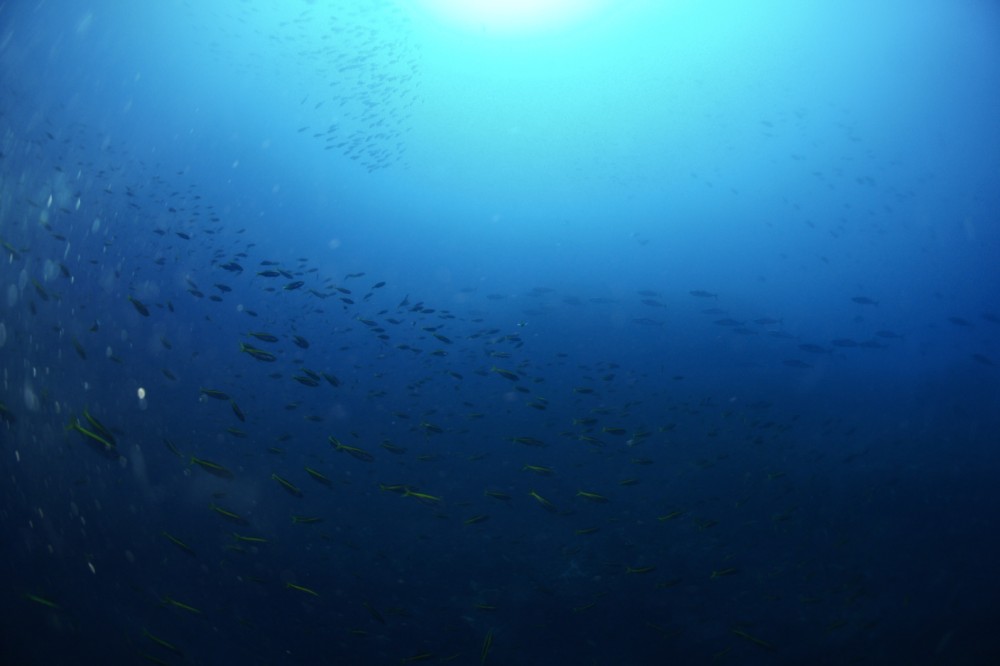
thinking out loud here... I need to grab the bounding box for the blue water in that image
[2,1,998,664]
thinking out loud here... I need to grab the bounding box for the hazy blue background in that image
[1,1,998,664]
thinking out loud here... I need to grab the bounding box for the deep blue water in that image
[1,1,999,664]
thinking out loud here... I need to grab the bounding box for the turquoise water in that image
[1,1,998,664]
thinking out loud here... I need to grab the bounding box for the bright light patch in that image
[419,0,607,35]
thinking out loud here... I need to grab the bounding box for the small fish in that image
[25,593,60,609]
[232,533,268,543]
[402,488,443,504]
[464,514,490,525]
[162,596,201,614]
[209,503,246,524]
[528,489,557,512]
[285,582,319,597]
[239,342,277,362]
[711,567,739,578]
[271,473,303,497]
[191,456,234,479]
[490,366,519,381]
[128,295,150,316]
[851,296,878,305]
[481,627,495,665]
[66,416,117,455]
[162,531,197,556]
[199,387,230,401]
[329,436,374,462]
[291,515,324,524]
[510,436,546,447]
[731,627,774,650]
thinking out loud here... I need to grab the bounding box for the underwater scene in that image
[1,1,999,664]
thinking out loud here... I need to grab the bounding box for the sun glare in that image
[417,0,608,35]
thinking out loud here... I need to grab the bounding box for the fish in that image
[162,531,196,556]
[128,295,150,316]
[464,514,490,525]
[528,489,557,512]
[239,342,277,362]
[329,436,374,462]
[576,490,609,503]
[162,596,202,614]
[25,593,60,610]
[199,387,230,400]
[851,296,878,305]
[285,582,320,597]
[271,473,303,497]
[490,366,519,381]
[731,627,774,650]
[402,488,443,504]
[689,289,718,299]
[481,627,494,665]
[304,467,332,485]
[232,533,268,543]
[291,515,324,525]
[66,416,117,456]
[190,457,234,479]
[362,601,386,625]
